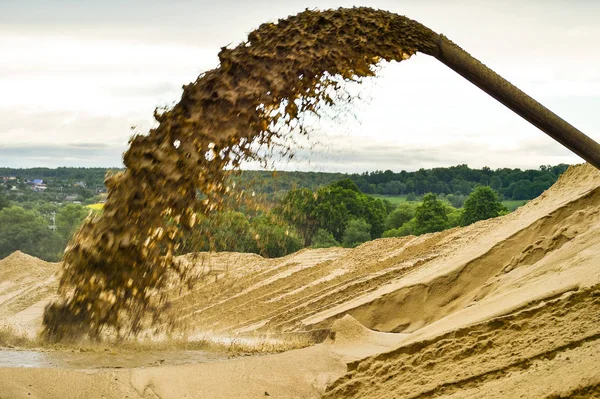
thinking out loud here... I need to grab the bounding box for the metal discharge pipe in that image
[421,34,600,169]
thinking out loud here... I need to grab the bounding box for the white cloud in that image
[0,1,599,170]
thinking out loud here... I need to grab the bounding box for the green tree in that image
[36,202,59,215]
[414,193,448,235]
[381,198,395,214]
[312,186,352,241]
[73,186,94,200]
[0,194,9,211]
[330,178,361,192]
[311,181,386,242]
[490,176,502,190]
[212,211,254,252]
[311,229,340,248]
[179,211,254,254]
[342,218,372,248]
[445,205,463,228]
[361,196,387,238]
[279,188,318,246]
[382,218,416,238]
[180,211,301,258]
[56,204,89,242]
[0,206,62,261]
[445,193,466,208]
[385,203,416,230]
[250,216,302,258]
[462,186,506,226]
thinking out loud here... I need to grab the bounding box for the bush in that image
[251,216,303,258]
[406,192,417,201]
[342,218,371,248]
[311,229,340,248]
[382,218,417,238]
[385,203,416,230]
[445,205,463,228]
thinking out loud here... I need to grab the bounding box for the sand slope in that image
[1,163,599,398]
[166,164,600,340]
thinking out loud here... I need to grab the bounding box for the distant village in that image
[1,173,108,205]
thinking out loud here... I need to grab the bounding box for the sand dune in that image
[1,163,599,398]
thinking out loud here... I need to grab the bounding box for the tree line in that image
[2,164,568,205]
[0,180,509,262]
[0,164,568,261]
[350,164,569,200]
[174,179,509,258]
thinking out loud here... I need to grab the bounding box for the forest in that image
[0,164,570,261]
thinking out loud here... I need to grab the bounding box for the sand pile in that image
[0,252,58,337]
[1,163,599,398]
[0,251,57,283]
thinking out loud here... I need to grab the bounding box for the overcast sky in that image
[1,0,599,172]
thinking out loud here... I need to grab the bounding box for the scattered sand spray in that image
[42,8,440,340]
[0,326,35,348]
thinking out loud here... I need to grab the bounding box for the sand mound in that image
[1,163,599,397]
[329,315,374,345]
[0,251,56,282]
[0,252,58,336]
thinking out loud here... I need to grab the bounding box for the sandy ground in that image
[1,163,600,398]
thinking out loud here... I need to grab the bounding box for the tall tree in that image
[280,179,386,244]
[462,186,506,226]
[385,203,416,230]
[279,188,318,246]
[311,229,340,248]
[342,218,372,248]
[250,216,303,258]
[490,176,502,190]
[414,193,448,235]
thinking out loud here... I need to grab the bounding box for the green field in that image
[370,194,411,205]
[371,194,528,212]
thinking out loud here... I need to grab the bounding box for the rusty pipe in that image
[421,34,600,169]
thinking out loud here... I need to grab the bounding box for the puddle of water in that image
[0,349,228,369]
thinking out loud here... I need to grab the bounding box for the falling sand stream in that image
[42,7,600,340]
